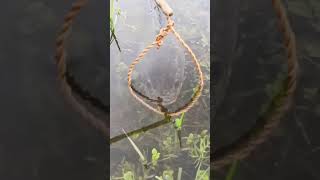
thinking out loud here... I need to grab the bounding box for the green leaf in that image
[155,176,163,180]
[162,170,174,180]
[174,113,185,130]
[123,171,135,180]
[175,119,183,129]
[195,168,209,180]
[151,148,160,166]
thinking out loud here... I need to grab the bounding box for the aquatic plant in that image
[185,130,210,168]
[109,0,210,178]
[155,170,174,180]
[174,112,185,130]
[111,160,136,180]
[122,129,148,167]
[113,125,210,179]
[151,148,161,167]
[110,0,121,51]
[195,167,209,180]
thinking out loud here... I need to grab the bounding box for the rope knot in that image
[155,18,174,48]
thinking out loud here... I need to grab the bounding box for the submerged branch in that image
[110,117,171,144]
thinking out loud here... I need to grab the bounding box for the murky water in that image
[110,0,210,179]
[213,0,320,179]
[2,0,318,179]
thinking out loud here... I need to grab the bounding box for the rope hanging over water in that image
[127,15,204,117]
[54,0,298,171]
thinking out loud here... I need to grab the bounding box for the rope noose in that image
[127,16,205,117]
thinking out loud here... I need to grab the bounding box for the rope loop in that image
[127,16,204,117]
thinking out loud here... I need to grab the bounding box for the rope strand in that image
[55,0,109,138]
[127,16,204,117]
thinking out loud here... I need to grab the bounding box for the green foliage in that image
[111,161,136,180]
[162,170,174,180]
[123,171,135,180]
[112,128,210,180]
[112,111,210,179]
[162,134,176,154]
[186,130,210,168]
[195,168,209,180]
[174,113,185,130]
[155,170,174,180]
[110,0,121,51]
[186,133,195,145]
[151,148,161,166]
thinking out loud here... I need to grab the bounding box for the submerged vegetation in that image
[111,113,210,180]
[110,0,210,179]
[110,0,121,51]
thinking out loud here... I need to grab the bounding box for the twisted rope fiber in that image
[65,71,109,112]
[127,17,204,117]
[55,0,109,138]
[212,0,298,169]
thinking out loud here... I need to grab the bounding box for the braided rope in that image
[127,17,204,117]
[55,0,109,138]
[212,0,298,169]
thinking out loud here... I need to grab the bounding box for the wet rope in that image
[127,16,204,117]
[55,0,109,138]
[212,0,298,169]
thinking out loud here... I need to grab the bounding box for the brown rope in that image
[212,0,298,169]
[127,16,204,117]
[55,0,109,138]
[55,0,298,171]
[65,70,109,113]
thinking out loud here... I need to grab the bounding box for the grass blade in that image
[122,128,146,163]
[177,167,182,180]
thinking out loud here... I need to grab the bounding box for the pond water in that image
[213,0,320,179]
[2,0,319,179]
[110,0,210,179]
